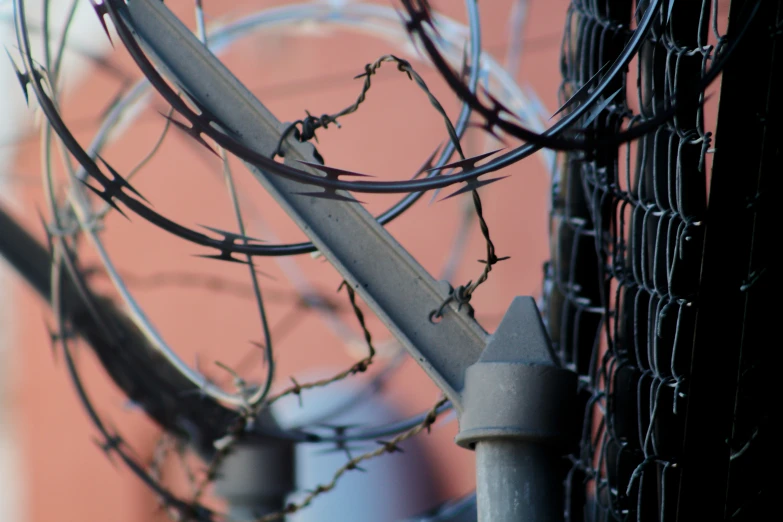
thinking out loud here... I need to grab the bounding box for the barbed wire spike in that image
[376,440,405,453]
[293,161,373,202]
[438,176,509,202]
[314,443,367,457]
[288,376,304,407]
[98,156,151,204]
[467,121,511,147]
[193,225,273,264]
[551,60,613,119]
[80,179,128,219]
[413,143,443,178]
[415,144,449,202]
[312,423,365,457]
[199,225,265,245]
[344,461,368,473]
[5,48,33,105]
[93,433,125,468]
[480,86,522,124]
[193,252,252,265]
[426,148,504,174]
[428,147,506,202]
[160,112,220,158]
[581,88,623,127]
[248,340,272,364]
[401,0,442,40]
[88,1,114,47]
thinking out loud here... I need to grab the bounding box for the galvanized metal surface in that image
[475,441,562,522]
[461,298,575,522]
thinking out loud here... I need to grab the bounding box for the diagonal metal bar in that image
[122,0,487,411]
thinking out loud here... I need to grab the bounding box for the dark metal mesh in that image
[543,1,724,520]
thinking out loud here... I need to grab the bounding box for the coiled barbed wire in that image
[7,0,551,519]
[4,0,770,519]
[10,0,555,428]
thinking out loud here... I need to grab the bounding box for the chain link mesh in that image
[544,1,724,520]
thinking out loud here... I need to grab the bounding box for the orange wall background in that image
[2,0,570,520]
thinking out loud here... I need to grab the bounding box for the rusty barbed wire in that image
[191,415,248,506]
[5,0,774,520]
[255,397,448,522]
[190,277,382,502]
[431,187,510,321]
[265,280,377,406]
[266,45,512,328]
[12,3,499,265]
[2,4,462,522]
[6,0,572,519]
[23,0,628,276]
[274,54,465,163]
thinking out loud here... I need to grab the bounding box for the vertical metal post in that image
[456,298,577,522]
[475,442,562,522]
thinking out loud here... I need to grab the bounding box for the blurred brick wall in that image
[4,1,570,520]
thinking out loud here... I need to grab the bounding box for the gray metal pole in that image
[455,298,576,522]
[121,0,485,412]
[111,3,580,519]
[475,441,562,522]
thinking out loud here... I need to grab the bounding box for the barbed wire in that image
[11,0,554,422]
[255,397,448,522]
[266,281,377,406]
[274,54,466,164]
[398,0,762,186]
[5,0,774,519]
[12,0,486,504]
[6,0,569,519]
[267,47,511,314]
[193,276,383,500]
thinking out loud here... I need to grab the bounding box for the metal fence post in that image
[456,297,577,522]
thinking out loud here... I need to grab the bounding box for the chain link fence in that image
[544,0,778,520]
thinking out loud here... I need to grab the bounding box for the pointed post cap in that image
[478,296,560,366]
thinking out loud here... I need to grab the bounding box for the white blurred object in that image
[0,2,112,521]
